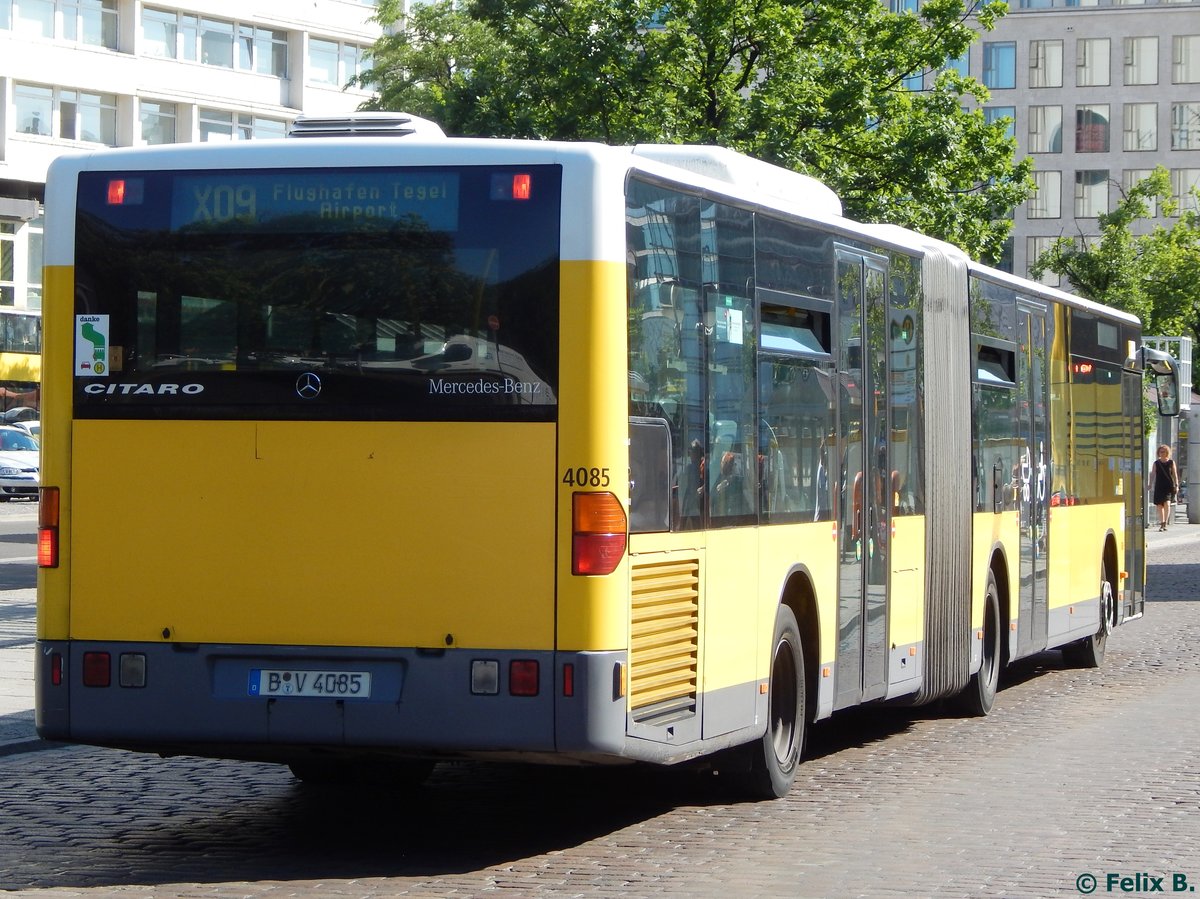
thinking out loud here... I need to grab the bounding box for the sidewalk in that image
[0,585,36,754]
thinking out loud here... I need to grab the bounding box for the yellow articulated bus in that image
[0,308,42,423]
[36,115,1179,798]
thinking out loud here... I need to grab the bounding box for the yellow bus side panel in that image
[701,527,760,693]
[757,522,841,681]
[555,260,631,652]
[1048,502,1123,608]
[68,420,557,650]
[971,511,1020,630]
[37,265,74,641]
[889,515,926,650]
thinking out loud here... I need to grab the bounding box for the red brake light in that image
[107,180,127,204]
[512,173,532,200]
[38,487,59,568]
[509,660,539,696]
[83,652,111,687]
[571,492,627,576]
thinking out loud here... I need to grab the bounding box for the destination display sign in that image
[168,171,460,232]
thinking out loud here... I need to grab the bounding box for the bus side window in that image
[629,417,672,533]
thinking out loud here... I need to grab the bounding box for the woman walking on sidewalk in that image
[1149,444,1180,531]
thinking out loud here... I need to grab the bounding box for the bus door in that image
[834,249,890,709]
[1121,367,1146,620]
[1016,303,1050,656]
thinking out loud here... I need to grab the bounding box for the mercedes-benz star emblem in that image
[295,372,322,399]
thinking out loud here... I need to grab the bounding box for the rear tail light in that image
[571,492,627,575]
[509,660,539,696]
[51,652,63,686]
[82,651,111,687]
[38,487,59,568]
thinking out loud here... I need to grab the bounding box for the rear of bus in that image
[35,136,633,769]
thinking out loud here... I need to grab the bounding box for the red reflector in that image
[571,492,627,576]
[107,179,126,205]
[563,663,575,697]
[51,653,63,686]
[572,533,628,575]
[512,173,532,200]
[509,660,539,696]
[37,528,58,568]
[39,488,61,568]
[82,652,111,687]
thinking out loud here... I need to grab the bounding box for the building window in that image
[308,38,339,84]
[25,215,43,309]
[1124,37,1158,86]
[140,101,176,145]
[1174,35,1200,84]
[57,90,118,144]
[1076,105,1110,153]
[70,0,118,49]
[0,223,15,307]
[944,50,969,79]
[1076,38,1110,87]
[890,0,919,11]
[1029,106,1063,153]
[236,114,286,140]
[14,83,53,135]
[199,108,287,141]
[12,0,53,39]
[199,17,233,67]
[14,82,119,147]
[1028,236,1061,286]
[1123,103,1157,151]
[1075,170,1110,218]
[1171,170,1200,214]
[1124,169,1159,217]
[984,106,1016,140]
[141,8,287,77]
[141,7,177,57]
[1029,170,1061,219]
[1171,103,1200,150]
[239,24,288,77]
[5,0,116,46]
[983,42,1016,89]
[1029,40,1063,88]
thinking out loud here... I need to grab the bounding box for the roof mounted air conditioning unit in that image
[287,112,446,138]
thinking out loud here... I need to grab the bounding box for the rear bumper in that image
[35,640,629,763]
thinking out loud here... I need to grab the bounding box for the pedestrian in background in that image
[1149,444,1180,531]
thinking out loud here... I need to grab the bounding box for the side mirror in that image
[1137,346,1181,417]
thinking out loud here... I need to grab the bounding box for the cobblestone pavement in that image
[0,518,1197,898]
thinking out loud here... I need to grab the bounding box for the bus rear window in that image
[73,165,561,421]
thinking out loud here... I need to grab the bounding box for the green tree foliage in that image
[1030,168,1200,341]
[358,0,1032,263]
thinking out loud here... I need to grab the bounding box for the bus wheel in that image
[747,605,806,799]
[958,572,1001,716]
[1063,567,1111,669]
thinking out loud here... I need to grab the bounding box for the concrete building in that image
[953,0,1200,280]
[1,0,381,312]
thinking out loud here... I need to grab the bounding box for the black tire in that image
[1063,565,1111,669]
[958,572,1002,716]
[746,605,806,799]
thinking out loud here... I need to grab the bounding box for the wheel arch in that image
[987,542,1012,667]
[778,564,820,723]
[1102,529,1120,627]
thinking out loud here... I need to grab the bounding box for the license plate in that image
[248,669,372,699]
